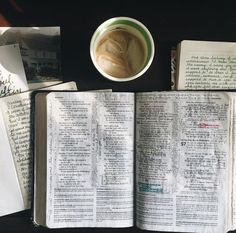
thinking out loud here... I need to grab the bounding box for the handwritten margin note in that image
[0,44,28,97]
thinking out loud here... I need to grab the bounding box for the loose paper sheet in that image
[177,40,236,90]
[0,110,24,216]
[0,44,28,96]
[0,82,77,211]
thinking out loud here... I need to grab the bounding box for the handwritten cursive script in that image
[0,73,22,97]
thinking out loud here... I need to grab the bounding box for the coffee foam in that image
[95,29,146,78]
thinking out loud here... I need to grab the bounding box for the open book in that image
[176,40,236,90]
[33,91,236,233]
[0,81,77,217]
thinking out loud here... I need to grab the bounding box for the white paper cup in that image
[90,17,155,82]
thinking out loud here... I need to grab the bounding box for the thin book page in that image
[231,93,236,230]
[135,91,231,233]
[176,40,236,90]
[46,92,134,228]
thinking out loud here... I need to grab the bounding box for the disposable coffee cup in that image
[90,17,155,82]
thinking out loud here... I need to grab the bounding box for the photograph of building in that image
[0,27,62,87]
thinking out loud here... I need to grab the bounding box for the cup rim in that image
[90,16,155,82]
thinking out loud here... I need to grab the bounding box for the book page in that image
[177,40,236,90]
[231,93,236,230]
[136,91,231,233]
[46,92,134,228]
[33,88,112,226]
[0,82,77,209]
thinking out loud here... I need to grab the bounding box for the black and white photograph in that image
[0,27,62,88]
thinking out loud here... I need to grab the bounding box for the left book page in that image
[35,92,134,228]
[0,81,77,216]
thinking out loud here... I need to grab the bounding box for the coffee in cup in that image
[90,17,155,82]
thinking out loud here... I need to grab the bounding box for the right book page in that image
[176,40,236,90]
[135,91,232,233]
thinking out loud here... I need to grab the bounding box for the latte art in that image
[95,29,146,78]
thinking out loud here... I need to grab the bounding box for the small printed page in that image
[135,91,231,233]
[0,44,28,96]
[46,92,134,228]
[0,82,77,208]
[177,40,236,90]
